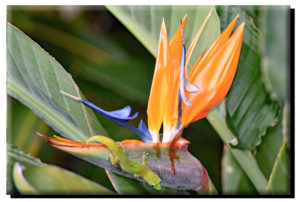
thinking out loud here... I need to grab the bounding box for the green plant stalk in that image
[206,109,238,145]
[7,78,87,142]
[207,108,268,194]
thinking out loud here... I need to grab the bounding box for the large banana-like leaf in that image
[217,6,280,150]
[7,23,106,142]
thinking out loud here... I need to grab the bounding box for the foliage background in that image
[7,5,291,195]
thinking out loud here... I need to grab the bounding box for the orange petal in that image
[36,132,106,147]
[188,15,238,78]
[181,22,244,126]
[163,10,215,130]
[170,15,186,46]
[147,19,170,142]
[204,23,244,109]
[163,17,186,129]
[190,109,210,123]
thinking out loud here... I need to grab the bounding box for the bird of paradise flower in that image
[39,9,244,191]
[60,10,244,145]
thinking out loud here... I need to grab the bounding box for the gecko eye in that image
[152,183,161,190]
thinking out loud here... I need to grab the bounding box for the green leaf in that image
[255,119,283,178]
[266,142,290,194]
[106,5,220,65]
[10,153,114,195]
[217,6,280,150]
[7,144,45,189]
[8,145,114,195]
[13,163,38,195]
[7,23,107,142]
[14,162,114,195]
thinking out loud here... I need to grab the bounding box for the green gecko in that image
[86,135,161,190]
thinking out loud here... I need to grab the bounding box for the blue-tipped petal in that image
[60,91,151,142]
[80,100,152,142]
[138,120,153,143]
[80,101,138,121]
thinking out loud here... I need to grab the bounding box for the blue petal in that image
[108,106,139,121]
[80,101,138,121]
[137,120,153,143]
[110,105,131,117]
[80,100,151,142]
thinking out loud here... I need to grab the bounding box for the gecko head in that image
[151,178,161,190]
[152,183,161,190]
